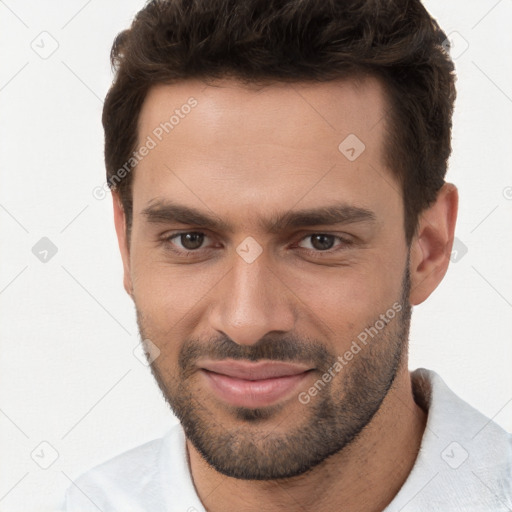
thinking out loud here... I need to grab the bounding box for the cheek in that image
[130,246,224,329]
[283,257,404,336]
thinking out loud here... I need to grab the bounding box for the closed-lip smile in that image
[198,359,314,408]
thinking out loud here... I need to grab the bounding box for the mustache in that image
[178,333,333,372]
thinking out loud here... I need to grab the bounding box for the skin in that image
[113,77,458,512]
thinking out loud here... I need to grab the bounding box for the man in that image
[64,0,512,510]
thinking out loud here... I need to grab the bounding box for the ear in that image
[112,193,134,298]
[409,183,458,306]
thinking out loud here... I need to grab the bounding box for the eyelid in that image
[161,230,353,256]
[294,233,353,251]
[163,230,213,251]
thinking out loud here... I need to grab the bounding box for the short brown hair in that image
[102,0,456,243]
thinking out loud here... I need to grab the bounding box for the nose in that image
[208,248,296,346]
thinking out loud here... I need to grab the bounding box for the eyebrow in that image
[141,200,376,233]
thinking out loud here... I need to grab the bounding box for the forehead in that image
[133,76,398,227]
[139,76,388,145]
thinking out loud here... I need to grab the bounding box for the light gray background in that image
[0,1,511,510]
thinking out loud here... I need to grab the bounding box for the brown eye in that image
[311,234,335,250]
[298,234,339,251]
[173,232,206,250]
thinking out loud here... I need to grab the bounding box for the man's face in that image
[121,77,412,479]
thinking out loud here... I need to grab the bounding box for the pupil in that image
[182,233,204,250]
[312,234,334,251]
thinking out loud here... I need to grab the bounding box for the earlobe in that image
[112,193,134,298]
[409,183,458,306]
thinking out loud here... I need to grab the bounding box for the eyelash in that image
[161,231,353,257]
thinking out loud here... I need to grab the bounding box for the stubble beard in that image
[136,267,412,480]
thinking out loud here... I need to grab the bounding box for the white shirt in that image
[64,368,512,511]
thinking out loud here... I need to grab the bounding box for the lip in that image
[199,360,314,408]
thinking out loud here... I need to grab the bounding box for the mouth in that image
[198,359,314,408]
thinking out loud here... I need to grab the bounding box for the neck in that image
[186,366,427,512]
